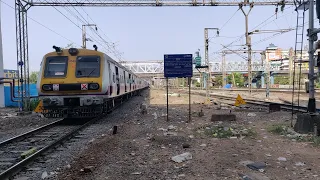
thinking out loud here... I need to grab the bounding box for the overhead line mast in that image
[26,0,293,6]
[15,0,295,112]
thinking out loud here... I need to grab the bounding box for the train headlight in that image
[42,84,52,91]
[89,83,99,90]
[68,48,79,56]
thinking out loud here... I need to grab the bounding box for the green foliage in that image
[23,98,40,111]
[30,99,40,111]
[227,72,245,87]
[214,76,222,86]
[198,125,257,139]
[29,71,39,84]
[267,124,287,135]
[274,76,290,85]
[195,81,200,87]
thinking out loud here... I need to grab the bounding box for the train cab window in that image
[44,56,68,78]
[76,56,100,77]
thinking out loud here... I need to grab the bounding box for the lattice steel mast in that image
[291,0,308,115]
[16,0,294,111]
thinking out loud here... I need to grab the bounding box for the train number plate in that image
[53,84,59,91]
[81,83,88,90]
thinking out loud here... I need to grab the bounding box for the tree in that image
[214,76,223,87]
[29,71,39,84]
[274,76,289,85]
[227,72,245,87]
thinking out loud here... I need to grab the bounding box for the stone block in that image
[294,113,320,134]
[269,103,281,112]
[211,114,236,122]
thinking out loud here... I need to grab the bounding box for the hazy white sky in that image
[1,1,317,72]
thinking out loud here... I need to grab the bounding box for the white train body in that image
[36,47,149,118]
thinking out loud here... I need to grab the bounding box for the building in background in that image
[3,69,38,107]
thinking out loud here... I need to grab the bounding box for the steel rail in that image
[175,89,320,112]
[0,88,147,179]
[0,116,105,179]
[0,119,64,147]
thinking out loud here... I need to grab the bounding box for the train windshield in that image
[44,56,68,78]
[76,56,100,77]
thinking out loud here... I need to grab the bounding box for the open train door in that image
[129,74,132,91]
[115,66,120,95]
[124,70,127,92]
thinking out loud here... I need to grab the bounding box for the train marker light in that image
[68,48,79,56]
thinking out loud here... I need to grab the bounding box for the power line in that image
[46,0,120,57]
[216,5,295,52]
[209,5,297,60]
[0,0,79,46]
[219,8,240,31]
[210,17,318,61]
[60,0,123,60]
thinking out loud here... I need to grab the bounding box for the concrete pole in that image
[222,52,227,88]
[240,4,253,95]
[204,28,209,98]
[265,50,270,98]
[289,48,294,89]
[82,25,86,48]
[307,0,316,112]
[0,2,4,107]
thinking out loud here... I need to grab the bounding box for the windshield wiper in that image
[85,68,96,77]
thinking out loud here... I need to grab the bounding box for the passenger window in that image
[44,56,68,78]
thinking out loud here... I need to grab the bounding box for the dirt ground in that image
[0,107,57,142]
[57,89,320,180]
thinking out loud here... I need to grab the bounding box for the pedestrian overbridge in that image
[120,60,309,75]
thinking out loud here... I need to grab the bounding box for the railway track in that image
[175,89,320,113]
[0,117,100,180]
[0,89,148,179]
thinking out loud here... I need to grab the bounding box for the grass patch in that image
[267,123,320,146]
[267,124,288,135]
[196,125,257,139]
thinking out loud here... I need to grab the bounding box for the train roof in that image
[44,47,139,78]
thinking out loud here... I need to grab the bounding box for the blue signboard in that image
[4,69,19,79]
[164,54,193,78]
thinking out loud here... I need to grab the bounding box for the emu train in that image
[36,45,149,118]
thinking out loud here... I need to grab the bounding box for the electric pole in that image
[204,28,219,98]
[0,2,4,107]
[240,3,254,94]
[82,24,97,49]
[222,52,226,88]
[307,0,317,112]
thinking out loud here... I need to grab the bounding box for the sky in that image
[1,0,318,72]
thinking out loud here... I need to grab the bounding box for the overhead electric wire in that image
[48,0,120,58]
[0,0,79,46]
[62,0,123,60]
[214,5,295,53]
[209,5,298,61]
[211,16,318,62]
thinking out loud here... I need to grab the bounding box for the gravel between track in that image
[0,108,58,142]
[52,89,320,180]
[12,91,149,180]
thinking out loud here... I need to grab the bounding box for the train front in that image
[37,46,108,118]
